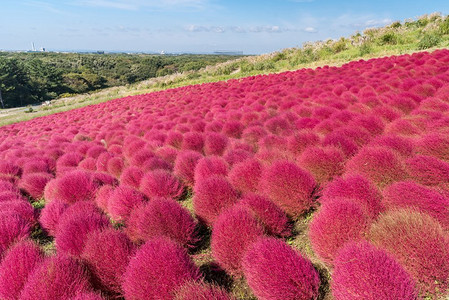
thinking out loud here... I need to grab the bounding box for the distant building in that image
[213,50,244,55]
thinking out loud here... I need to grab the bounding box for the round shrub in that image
[82,228,135,295]
[140,169,184,200]
[345,146,408,188]
[20,254,92,300]
[223,149,253,167]
[69,292,104,300]
[51,170,98,204]
[242,237,320,300]
[321,174,384,219]
[107,185,146,223]
[405,155,449,186]
[211,205,265,277]
[222,121,244,138]
[18,172,53,200]
[0,240,43,300]
[142,157,172,172]
[119,166,144,189]
[78,158,97,171]
[260,160,316,218]
[194,156,228,183]
[369,209,449,296]
[0,213,31,256]
[39,200,68,237]
[0,161,21,176]
[166,131,184,149]
[126,197,198,247]
[106,156,125,178]
[322,134,358,157]
[298,146,345,184]
[228,158,263,194]
[0,200,36,226]
[94,184,114,212]
[368,134,414,157]
[331,240,418,300]
[56,204,110,257]
[204,132,229,156]
[174,150,203,187]
[193,175,239,225]
[174,281,235,300]
[122,237,201,300]
[95,152,113,172]
[309,198,370,265]
[383,181,449,229]
[181,132,204,152]
[239,193,291,237]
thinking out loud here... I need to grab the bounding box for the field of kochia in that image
[1,49,449,299]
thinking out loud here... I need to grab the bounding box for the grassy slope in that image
[1,13,449,128]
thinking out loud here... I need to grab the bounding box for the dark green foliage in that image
[418,33,441,50]
[0,52,243,108]
[440,17,449,35]
[378,32,398,45]
[359,42,373,56]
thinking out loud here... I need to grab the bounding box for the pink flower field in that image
[2,49,449,299]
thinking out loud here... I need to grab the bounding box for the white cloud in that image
[304,26,317,33]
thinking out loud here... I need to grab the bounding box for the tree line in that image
[0,52,243,108]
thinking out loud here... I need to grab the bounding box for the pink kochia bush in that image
[194,156,229,183]
[204,132,229,156]
[193,175,239,225]
[107,185,146,223]
[18,172,52,199]
[239,194,291,237]
[0,240,43,300]
[242,237,320,300]
[345,146,408,188]
[369,209,449,296]
[39,200,69,237]
[174,281,235,300]
[331,240,418,300]
[119,166,144,189]
[309,198,370,265]
[20,254,92,300]
[228,158,263,194]
[298,146,345,184]
[0,213,31,256]
[122,237,201,300]
[48,170,98,204]
[140,169,184,200]
[174,150,203,187]
[81,228,135,295]
[260,161,316,218]
[211,205,265,277]
[382,181,449,229]
[126,197,198,247]
[320,174,384,219]
[55,202,110,257]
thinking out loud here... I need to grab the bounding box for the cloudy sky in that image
[1,0,448,54]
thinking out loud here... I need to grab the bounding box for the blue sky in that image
[1,0,448,54]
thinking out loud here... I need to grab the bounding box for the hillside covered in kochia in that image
[0,53,244,108]
[1,48,449,299]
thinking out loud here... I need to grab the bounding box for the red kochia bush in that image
[0,213,31,256]
[94,184,114,212]
[0,200,36,226]
[298,146,345,184]
[321,174,383,219]
[107,185,146,223]
[239,194,291,237]
[107,156,125,178]
[194,156,229,183]
[50,170,98,204]
[405,155,449,186]
[20,255,92,300]
[119,166,144,189]
[0,240,43,300]
[211,206,265,277]
[174,150,203,187]
[0,161,21,176]
[18,172,53,200]
[369,209,449,296]
[181,132,204,152]
[309,198,370,265]
[204,132,229,156]
[228,158,263,194]
[122,237,201,300]
[39,200,68,237]
[82,229,135,295]
[140,169,184,200]
[222,121,244,138]
[193,175,239,225]
[415,133,449,161]
[56,204,110,257]
[345,146,408,188]
[383,181,449,229]
[331,240,418,300]
[260,161,316,218]
[174,281,235,300]
[126,197,198,247]
[69,292,104,300]
[242,237,320,300]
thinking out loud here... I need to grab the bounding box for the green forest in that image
[0,52,244,108]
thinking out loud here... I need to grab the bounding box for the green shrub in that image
[359,42,373,56]
[390,21,402,29]
[378,32,398,45]
[332,38,348,53]
[418,33,441,49]
[440,17,449,35]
